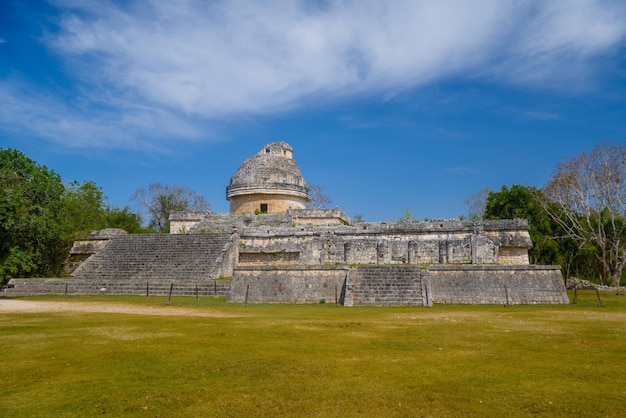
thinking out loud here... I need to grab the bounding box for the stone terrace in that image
[71,233,234,281]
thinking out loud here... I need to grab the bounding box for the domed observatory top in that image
[226,142,309,214]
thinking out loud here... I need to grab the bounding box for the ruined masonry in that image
[6,142,569,305]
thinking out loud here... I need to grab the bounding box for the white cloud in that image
[0,80,205,150]
[3,0,626,148]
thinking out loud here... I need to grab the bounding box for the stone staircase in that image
[4,278,231,297]
[71,233,233,281]
[348,266,427,306]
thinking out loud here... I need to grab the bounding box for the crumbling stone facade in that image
[5,142,569,305]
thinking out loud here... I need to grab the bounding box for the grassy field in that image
[1,291,625,417]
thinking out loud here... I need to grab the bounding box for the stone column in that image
[407,240,418,264]
[344,242,353,264]
[438,241,448,264]
[376,240,388,264]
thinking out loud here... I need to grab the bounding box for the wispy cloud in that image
[3,0,626,149]
[0,80,205,151]
[0,38,6,44]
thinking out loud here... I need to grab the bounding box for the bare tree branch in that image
[131,183,210,232]
[465,188,493,220]
[306,184,332,209]
[542,142,626,285]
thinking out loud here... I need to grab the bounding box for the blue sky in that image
[1,0,626,222]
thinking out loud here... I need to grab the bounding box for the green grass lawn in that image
[1,291,625,417]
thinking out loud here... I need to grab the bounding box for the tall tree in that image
[542,142,626,286]
[0,148,65,282]
[58,181,145,237]
[131,183,211,232]
[0,148,146,283]
[58,181,108,241]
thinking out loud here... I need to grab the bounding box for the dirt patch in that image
[0,299,239,317]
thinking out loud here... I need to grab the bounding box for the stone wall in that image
[428,265,568,304]
[4,278,231,297]
[169,212,208,234]
[290,208,351,226]
[497,247,530,265]
[237,219,532,267]
[227,264,568,306]
[229,192,307,214]
[228,266,349,304]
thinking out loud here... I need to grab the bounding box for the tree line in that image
[0,148,209,284]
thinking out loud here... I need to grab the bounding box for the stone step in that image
[72,233,233,281]
[350,265,424,306]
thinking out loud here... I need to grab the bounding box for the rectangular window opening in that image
[260,203,268,213]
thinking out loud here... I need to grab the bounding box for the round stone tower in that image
[226,142,309,214]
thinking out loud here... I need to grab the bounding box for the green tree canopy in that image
[484,185,561,266]
[58,181,108,241]
[104,206,144,233]
[1,148,146,284]
[58,181,146,239]
[0,148,65,282]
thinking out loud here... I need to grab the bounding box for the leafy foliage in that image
[1,148,146,283]
[398,208,417,223]
[59,181,145,237]
[0,148,65,282]
[485,185,562,266]
[104,206,145,233]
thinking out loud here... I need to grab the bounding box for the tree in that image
[398,208,416,223]
[465,188,492,220]
[542,142,626,286]
[104,206,145,233]
[59,181,146,238]
[353,214,365,223]
[0,148,147,284]
[131,183,211,232]
[0,148,65,283]
[306,184,332,209]
[58,181,108,241]
[484,185,562,266]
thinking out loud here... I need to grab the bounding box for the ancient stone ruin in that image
[5,142,569,305]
